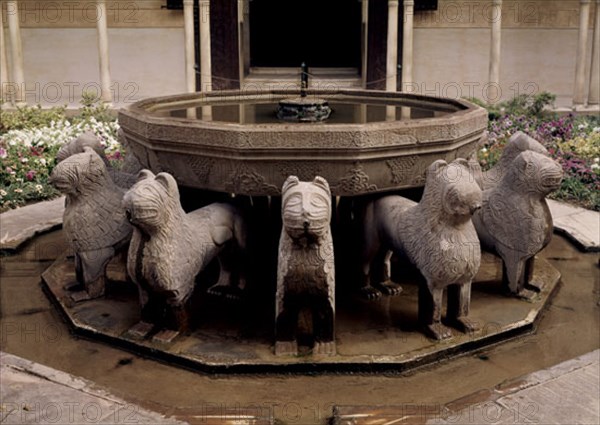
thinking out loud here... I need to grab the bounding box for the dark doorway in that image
[249,0,362,68]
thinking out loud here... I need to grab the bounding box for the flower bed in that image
[476,94,599,211]
[0,98,122,212]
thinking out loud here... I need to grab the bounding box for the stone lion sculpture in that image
[123,170,247,336]
[360,159,482,340]
[50,147,132,301]
[57,131,138,189]
[479,131,549,190]
[56,132,105,162]
[473,150,563,299]
[276,175,336,356]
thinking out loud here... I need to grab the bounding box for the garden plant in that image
[0,93,122,212]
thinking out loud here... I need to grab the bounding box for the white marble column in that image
[240,0,250,78]
[385,0,399,93]
[401,0,415,91]
[361,0,369,88]
[574,0,591,106]
[199,0,212,120]
[184,0,196,93]
[588,0,600,105]
[0,6,11,106]
[184,0,197,118]
[6,0,25,105]
[400,0,415,119]
[488,0,502,104]
[386,0,399,120]
[96,0,112,104]
[237,0,245,84]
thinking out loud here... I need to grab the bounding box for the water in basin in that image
[152,99,455,124]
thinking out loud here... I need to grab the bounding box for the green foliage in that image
[467,91,556,121]
[529,92,557,116]
[72,91,115,124]
[0,105,67,134]
[551,176,600,211]
[464,97,500,120]
[502,92,556,117]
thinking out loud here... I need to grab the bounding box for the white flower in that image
[14,188,23,193]
[35,184,43,192]
[8,140,16,146]
[39,158,47,166]
[594,158,599,163]
[481,147,488,153]
[593,126,600,133]
[578,123,588,130]
[20,157,28,163]
[0,190,6,196]
[591,163,600,170]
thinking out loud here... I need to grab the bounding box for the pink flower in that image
[26,170,36,181]
[0,148,7,159]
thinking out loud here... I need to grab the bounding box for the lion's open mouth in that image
[125,204,159,224]
[541,170,563,190]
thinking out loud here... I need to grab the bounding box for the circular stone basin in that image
[118,89,487,196]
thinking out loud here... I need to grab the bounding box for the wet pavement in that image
[0,229,599,424]
[0,352,187,424]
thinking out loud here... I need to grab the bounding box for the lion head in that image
[502,132,549,163]
[281,175,331,242]
[122,170,181,233]
[423,159,482,223]
[56,132,105,163]
[507,151,563,195]
[50,147,108,195]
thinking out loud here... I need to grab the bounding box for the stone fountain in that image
[117,88,486,196]
[41,79,563,373]
[276,63,332,122]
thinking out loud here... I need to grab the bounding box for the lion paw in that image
[525,280,545,293]
[449,317,481,334]
[424,323,453,341]
[68,290,93,303]
[207,284,244,301]
[125,321,154,340]
[514,288,538,302]
[152,328,180,345]
[374,280,403,297]
[85,277,105,299]
[275,340,298,356]
[313,341,336,356]
[358,286,383,301]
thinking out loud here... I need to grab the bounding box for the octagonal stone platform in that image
[118,89,487,196]
[42,251,560,374]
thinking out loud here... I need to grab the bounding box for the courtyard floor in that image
[0,200,598,424]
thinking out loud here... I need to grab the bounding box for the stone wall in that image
[412,1,597,107]
[1,1,185,107]
[1,0,597,108]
